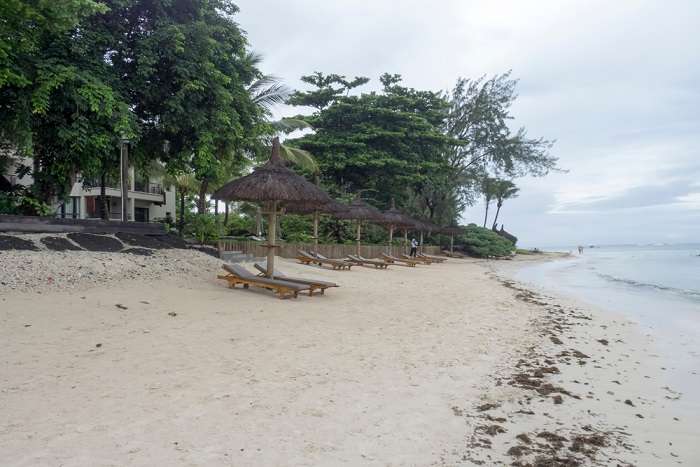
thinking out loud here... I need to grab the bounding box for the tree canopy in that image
[286,71,556,226]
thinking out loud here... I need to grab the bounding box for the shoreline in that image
[0,249,696,465]
[474,255,698,465]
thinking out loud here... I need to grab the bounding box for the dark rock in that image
[154,234,187,249]
[67,233,123,252]
[41,236,83,251]
[116,232,169,249]
[0,235,39,251]
[189,244,219,257]
[122,247,154,256]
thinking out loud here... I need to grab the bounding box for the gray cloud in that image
[235,0,700,246]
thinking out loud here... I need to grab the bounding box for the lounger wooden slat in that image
[419,253,447,263]
[217,264,310,299]
[296,250,352,270]
[401,253,432,264]
[304,251,354,270]
[380,253,418,267]
[346,254,390,269]
[253,262,339,296]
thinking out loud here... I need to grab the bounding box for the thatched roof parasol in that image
[284,198,350,252]
[332,196,384,256]
[441,225,463,235]
[284,198,349,216]
[211,138,331,277]
[333,197,384,221]
[376,200,415,253]
[211,138,331,207]
[441,225,463,254]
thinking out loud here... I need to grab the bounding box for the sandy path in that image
[0,256,536,466]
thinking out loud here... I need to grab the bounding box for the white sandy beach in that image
[1,249,697,466]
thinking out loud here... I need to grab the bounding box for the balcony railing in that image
[81,179,163,195]
[134,181,163,195]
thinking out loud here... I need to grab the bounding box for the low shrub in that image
[459,224,515,258]
[183,213,225,244]
[0,190,53,216]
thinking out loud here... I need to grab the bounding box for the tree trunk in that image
[197,180,209,214]
[214,200,219,218]
[178,191,185,235]
[492,200,503,230]
[100,172,109,220]
[224,202,229,225]
[483,200,490,228]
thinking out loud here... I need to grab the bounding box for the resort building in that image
[2,156,176,223]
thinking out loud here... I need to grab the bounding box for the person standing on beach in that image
[578,245,584,254]
[410,238,418,257]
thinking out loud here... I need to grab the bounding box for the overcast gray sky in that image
[235,0,700,247]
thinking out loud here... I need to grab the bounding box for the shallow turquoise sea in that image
[516,244,700,422]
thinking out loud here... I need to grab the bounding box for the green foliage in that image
[289,73,454,222]
[280,214,313,242]
[459,224,515,258]
[0,189,52,216]
[183,213,225,245]
[225,213,254,237]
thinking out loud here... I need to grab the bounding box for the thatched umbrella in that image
[212,138,331,277]
[421,220,443,253]
[378,199,415,254]
[285,199,349,253]
[334,196,384,256]
[441,225,464,254]
[411,219,439,254]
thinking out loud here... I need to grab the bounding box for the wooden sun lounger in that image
[419,253,447,263]
[442,250,465,258]
[346,254,390,269]
[380,253,418,267]
[254,262,339,296]
[217,263,310,299]
[296,250,353,270]
[401,253,432,264]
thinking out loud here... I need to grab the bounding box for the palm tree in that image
[481,176,498,227]
[491,179,519,229]
[163,171,198,235]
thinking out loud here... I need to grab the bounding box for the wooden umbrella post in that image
[313,210,320,254]
[450,233,454,254]
[419,230,424,254]
[404,229,408,254]
[265,200,278,278]
[356,221,362,256]
[388,225,394,254]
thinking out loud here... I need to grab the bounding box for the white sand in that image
[1,251,697,466]
[1,253,536,466]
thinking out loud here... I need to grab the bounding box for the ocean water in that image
[515,244,700,413]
